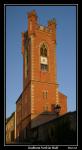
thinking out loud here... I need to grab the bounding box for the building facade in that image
[16,10,67,141]
[6,112,16,144]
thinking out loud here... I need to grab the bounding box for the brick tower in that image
[16,10,67,140]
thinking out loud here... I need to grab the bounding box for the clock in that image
[40,56,48,64]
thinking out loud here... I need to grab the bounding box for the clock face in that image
[40,56,48,64]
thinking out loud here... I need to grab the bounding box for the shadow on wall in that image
[16,111,77,145]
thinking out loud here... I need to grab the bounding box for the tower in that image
[16,10,67,140]
[22,10,60,117]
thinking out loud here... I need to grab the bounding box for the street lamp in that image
[54,104,61,116]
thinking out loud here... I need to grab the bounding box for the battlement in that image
[48,18,56,25]
[37,25,52,33]
[28,10,37,19]
[27,10,56,36]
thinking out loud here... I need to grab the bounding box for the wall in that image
[6,112,16,144]
[31,111,77,145]
[59,92,67,115]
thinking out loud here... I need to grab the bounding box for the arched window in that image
[40,43,48,71]
[40,43,47,57]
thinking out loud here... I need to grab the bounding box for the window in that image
[41,64,48,71]
[40,43,48,71]
[43,91,48,99]
[46,91,48,98]
[40,43,47,57]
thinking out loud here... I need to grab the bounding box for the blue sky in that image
[6,5,77,118]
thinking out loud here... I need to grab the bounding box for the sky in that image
[6,5,77,118]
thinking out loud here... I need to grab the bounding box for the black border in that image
[0,3,4,148]
[1,0,80,4]
[3,3,79,149]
